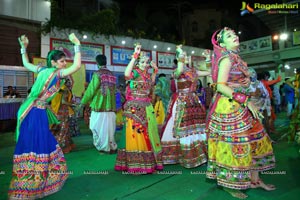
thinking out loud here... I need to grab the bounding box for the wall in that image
[41,28,210,76]
[0,0,50,66]
[0,0,50,22]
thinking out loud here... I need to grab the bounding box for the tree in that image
[167,1,191,43]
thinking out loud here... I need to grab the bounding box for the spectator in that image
[4,86,20,98]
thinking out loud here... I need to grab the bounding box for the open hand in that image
[134,43,142,54]
[202,49,211,60]
[176,44,183,59]
[150,60,157,68]
[240,77,250,86]
[18,35,29,48]
[69,33,80,45]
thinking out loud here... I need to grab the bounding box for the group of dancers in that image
[8,27,276,200]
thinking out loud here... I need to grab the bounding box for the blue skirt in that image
[8,107,68,199]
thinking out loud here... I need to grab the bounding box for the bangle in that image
[74,45,81,53]
[177,53,186,63]
[132,52,139,59]
[153,68,158,74]
[177,57,185,63]
[20,48,26,54]
[205,59,211,63]
[232,92,249,106]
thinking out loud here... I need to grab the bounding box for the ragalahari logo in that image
[240,2,298,15]
[240,2,254,16]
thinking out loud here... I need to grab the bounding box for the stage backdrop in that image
[239,36,272,54]
[111,46,152,66]
[156,52,176,69]
[50,38,104,64]
[33,57,86,97]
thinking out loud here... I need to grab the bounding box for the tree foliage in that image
[41,0,180,44]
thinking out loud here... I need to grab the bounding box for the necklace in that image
[136,68,150,81]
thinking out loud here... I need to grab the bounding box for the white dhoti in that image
[89,111,117,152]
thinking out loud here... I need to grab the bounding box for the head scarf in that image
[211,29,226,83]
[211,27,247,83]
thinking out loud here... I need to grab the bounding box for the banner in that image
[50,38,104,64]
[33,57,86,97]
[293,31,300,45]
[156,52,176,69]
[111,46,151,66]
[240,36,272,54]
[191,56,206,69]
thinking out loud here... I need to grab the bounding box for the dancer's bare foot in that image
[63,147,71,154]
[223,188,248,199]
[109,149,117,154]
[251,179,276,191]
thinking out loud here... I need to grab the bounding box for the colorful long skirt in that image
[51,104,75,153]
[69,106,80,137]
[83,105,91,126]
[115,105,163,174]
[161,93,207,168]
[8,108,68,199]
[206,95,275,190]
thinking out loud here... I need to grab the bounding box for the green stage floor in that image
[1,112,300,200]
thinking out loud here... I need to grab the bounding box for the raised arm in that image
[18,35,39,73]
[60,33,81,77]
[125,44,141,78]
[150,61,158,83]
[197,49,212,77]
[286,77,296,89]
[174,45,185,78]
[196,70,211,77]
[265,77,281,86]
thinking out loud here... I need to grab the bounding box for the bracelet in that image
[205,59,211,63]
[132,52,139,59]
[74,45,81,53]
[153,68,158,74]
[177,53,185,63]
[232,92,250,106]
[177,57,185,63]
[20,48,26,54]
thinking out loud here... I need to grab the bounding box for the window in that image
[0,68,33,98]
[192,21,198,33]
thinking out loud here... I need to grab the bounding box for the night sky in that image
[93,0,290,47]
[114,0,277,18]
[114,0,286,31]
[112,0,272,46]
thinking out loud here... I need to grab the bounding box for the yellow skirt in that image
[115,104,163,174]
[206,95,275,190]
